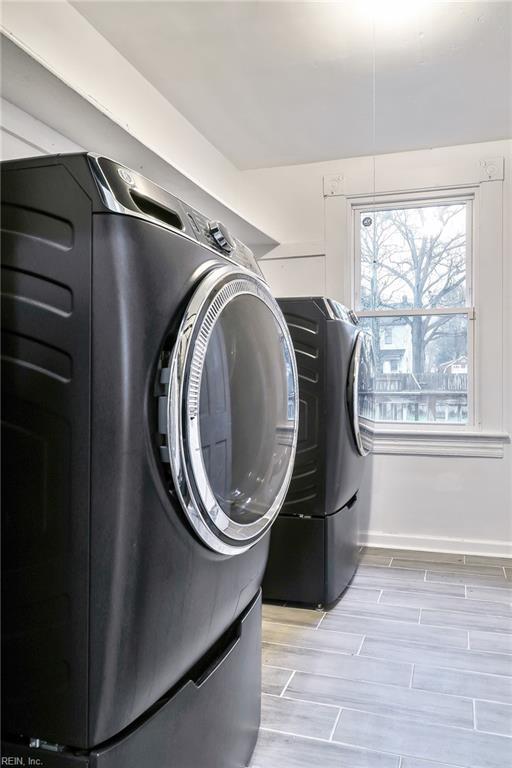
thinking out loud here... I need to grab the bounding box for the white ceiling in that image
[73,1,512,169]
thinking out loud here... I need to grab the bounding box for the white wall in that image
[0,98,84,159]
[251,140,512,556]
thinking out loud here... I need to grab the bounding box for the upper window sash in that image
[352,192,475,312]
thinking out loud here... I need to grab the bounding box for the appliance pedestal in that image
[262,498,359,608]
[2,592,262,768]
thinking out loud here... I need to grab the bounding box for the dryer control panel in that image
[88,155,263,277]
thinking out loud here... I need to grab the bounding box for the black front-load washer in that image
[262,297,374,608]
[1,154,299,767]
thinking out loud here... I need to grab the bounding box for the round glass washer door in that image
[166,266,299,555]
[348,330,375,456]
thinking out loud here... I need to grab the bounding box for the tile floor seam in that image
[393,562,506,575]
[426,577,511,590]
[280,680,484,708]
[420,603,512,618]
[357,650,512,681]
[326,609,446,628]
[315,612,327,630]
[409,663,414,688]
[356,635,366,655]
[471,694,512,705]
[328,707,343,741]
[312,624,468,650]
[475,728,512,739]
[418,616,512,634]
[380,594,512,616]
[313,624,510,658]
[378,587,509,605]
[263,639,361,657]
[258,726,334,745]
[263,618,359,634]
[466,639,512,656]
[259,725,403,762]
[263,662,294,671]
[263,691,340,711]
[467,597,512,607]
[262,660,421,692]
[327,704,506,735]
[472,698,477,729]
[263,661,488,701]
[316,613,496,656]
[280,670,296,698]
[357,577,512,595]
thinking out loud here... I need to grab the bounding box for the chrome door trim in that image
[348,331,371,457]
[166,265,299,555]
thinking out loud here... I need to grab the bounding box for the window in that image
[355,199,473,425]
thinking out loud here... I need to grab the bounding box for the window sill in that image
[362,423,510,458]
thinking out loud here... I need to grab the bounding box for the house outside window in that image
[354,199,473,425]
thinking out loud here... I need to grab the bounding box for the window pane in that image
[360,314,468,424]
[360,203,467,311]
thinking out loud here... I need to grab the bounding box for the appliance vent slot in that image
[130,192,183,231]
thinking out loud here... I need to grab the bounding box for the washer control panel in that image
[89,155,263,277]
[184,207,262,275]
[207,220,235,253]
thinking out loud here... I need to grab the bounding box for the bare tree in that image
[360,205,466,375]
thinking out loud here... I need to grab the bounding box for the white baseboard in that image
[359,530,512,558]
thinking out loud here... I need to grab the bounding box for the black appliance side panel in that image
[1,160,92,746]
[89,215,269,746]
[324,498,359,607]
[277,298,327,517]
[261,515,325,605]
[324,321,363,513]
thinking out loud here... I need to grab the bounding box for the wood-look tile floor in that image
[250,547,512,768]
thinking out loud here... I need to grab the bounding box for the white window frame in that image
[352,189,476,431]
[323,159,508,458]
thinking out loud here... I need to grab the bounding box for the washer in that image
[262,297,374,608]
[1,154,298,767]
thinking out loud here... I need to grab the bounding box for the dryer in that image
[262,297,374,608]
[1,154,298,767]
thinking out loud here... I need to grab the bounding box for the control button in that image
[207,221,235,253]
[118,167,135,185]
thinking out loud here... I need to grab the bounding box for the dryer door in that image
[162,266,299,555]
[348,330,375,456]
